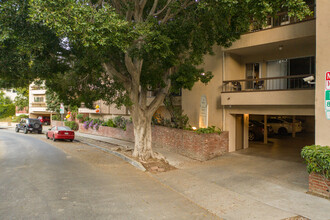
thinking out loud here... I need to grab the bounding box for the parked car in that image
[249,120,274,141]
[38,116,50,125]
[262,118,303,135]
[46,126,75,142]
[15,118,43,134]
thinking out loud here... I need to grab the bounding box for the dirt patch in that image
[118,149,176,173]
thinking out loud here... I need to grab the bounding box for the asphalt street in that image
[0,129,215,219]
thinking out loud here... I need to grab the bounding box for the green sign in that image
[326,91,330,100]
[326,91,330,120]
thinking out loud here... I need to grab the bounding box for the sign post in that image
[60,103,64,121]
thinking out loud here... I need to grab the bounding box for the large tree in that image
[0,0,310,160]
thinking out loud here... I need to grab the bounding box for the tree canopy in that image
[0,0,311,159]
[14,87,29,111]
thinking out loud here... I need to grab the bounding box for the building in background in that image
[78,90,181,121]
[28,82,51,119]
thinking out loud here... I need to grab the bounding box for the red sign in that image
[326,72,330,80]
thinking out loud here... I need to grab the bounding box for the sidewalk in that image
[75,131,198,169]
[74,131,330,220]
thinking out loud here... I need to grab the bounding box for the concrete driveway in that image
[154,132,330,220]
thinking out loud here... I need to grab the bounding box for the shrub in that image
[88,120,94,128]
[11,114,29,122]
[52,114,61,121]
[83,121,89,129]
[0,104,15,119]
[76,114,84,120]
[195,126,222,134]
[93,123,100,130]
[114,116,127,130]
[64,121,79,131]
[103,119,116,127]
[301,145,330,179]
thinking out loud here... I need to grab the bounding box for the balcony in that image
[223,74,315,93]
[249,3,315,33]
[31,102,47,107]
[221,75,315,106]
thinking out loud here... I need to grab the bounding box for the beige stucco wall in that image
[225,20,315,51]
[182,46,224,129]
[222,90,315,106]
[315,0,330,146]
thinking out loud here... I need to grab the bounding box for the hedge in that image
[301,145,330,179]
[64,121,79,131]
[0,104,15,119]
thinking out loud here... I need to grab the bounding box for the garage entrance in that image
[246,115,315,162]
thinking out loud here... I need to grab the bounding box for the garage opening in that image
[246,115,315,162]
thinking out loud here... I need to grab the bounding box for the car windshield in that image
[29,119,41,124]
[58,126,72,131]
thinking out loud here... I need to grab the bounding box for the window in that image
[34,96,44,102]
[266,56,315,90]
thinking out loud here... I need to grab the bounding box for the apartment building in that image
[182,0,329,151]
[28,82,51,118]
[78,91,181,120]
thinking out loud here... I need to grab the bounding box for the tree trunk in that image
[131,110,154,161]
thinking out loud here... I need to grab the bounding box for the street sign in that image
[326,111,330,120]
[60,103,64,114]
[326,71,330,90]
[326,100,330,111]
[326,90,330,120]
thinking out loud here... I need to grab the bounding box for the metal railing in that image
[249,4,315,32]
[222,74,315,93]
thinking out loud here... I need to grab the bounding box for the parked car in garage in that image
[263,118,303,135]
[46,126,75,142]
[38,116,51,125]
[15,118,43,134]
[249,120,274,141]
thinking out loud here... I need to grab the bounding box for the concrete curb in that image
[76,140,146,172]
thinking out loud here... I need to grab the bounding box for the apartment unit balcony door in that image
[246,63,261,90]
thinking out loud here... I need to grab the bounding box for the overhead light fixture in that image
[278,45,283,51]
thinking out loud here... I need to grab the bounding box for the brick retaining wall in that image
[309,173,330,198]
[78,123,228,161]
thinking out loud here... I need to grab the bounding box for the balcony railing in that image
[249,3,315,32]
[222,74,315,93]
[31,102,47,107]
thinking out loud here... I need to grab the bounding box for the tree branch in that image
[154,0,172,16]
[147,69,172,115]
[149,0,159,16]
[102,63,131,91]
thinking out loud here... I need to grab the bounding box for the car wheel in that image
[15,127,19,133]
[38,130,42,134]
[70,139,74,142]
[46,132,49,139]
[24,128,28,134]
[249,131,256,141]
[53,135,56,142]
[278,127,288,135]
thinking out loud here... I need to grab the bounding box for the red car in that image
[38,116,51,125]
[46,126,75,142]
